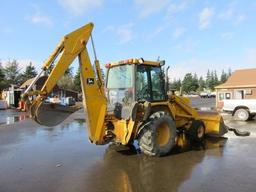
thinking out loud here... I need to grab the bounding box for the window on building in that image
[234,90,245,99]
[219,92,231,100]
[245,89,252,95]
[219,93,224,100]
[225,93,231,99]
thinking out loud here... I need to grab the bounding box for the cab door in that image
[136,65,166,102]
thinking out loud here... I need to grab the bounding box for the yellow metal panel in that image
[143,60,161,66]
[42,23,94,93]
[79,49,107,144]
[112,120,126,143]
[151,96,225,136]
[124,119,135,144]
[198,111,227,136]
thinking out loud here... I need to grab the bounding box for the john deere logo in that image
[87,78,94,85]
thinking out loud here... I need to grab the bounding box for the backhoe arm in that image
[25,23,107,144]
[42,23,103,93]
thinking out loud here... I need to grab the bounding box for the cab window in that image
[151,67,165,100]
[136,65,150,101]
[136,65,166,101]
[107,65,132,89]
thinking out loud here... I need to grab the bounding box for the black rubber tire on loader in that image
[187,120,205,143]
[138,112,176,156]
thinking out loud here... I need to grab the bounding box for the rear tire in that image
[234,108,250,121]
[138,112,176,156]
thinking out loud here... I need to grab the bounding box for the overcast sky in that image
[0,0,256,80]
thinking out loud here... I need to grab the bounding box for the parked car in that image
[200,92,216,98]
[210,92,216,98]
[61,97,76,106]
[220,99,256,121]
[184,92,199,97]
[45,96,76,106]
[200,92,209,98]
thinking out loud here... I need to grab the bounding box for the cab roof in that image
[105,58,163,68]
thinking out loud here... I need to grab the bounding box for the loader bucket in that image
[30,100,81,127]
[197,111,228,137]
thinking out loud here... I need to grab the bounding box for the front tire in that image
[187,120,205,143]
[138,112,176,156]
[234,108,250,121]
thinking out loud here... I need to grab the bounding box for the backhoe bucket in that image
[197,111,228,136]
[30,100,81,127]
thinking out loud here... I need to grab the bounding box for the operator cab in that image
[105,58,166,119]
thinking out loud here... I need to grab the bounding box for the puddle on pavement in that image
[0,113,86,127]
[83,137,228,192]
[83,135,228,192]
[0,118,235,192]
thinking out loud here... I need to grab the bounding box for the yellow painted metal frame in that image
[150,95,226,136]
[108,58,161,67]
[107,118,135,145]
[79,49,107,144]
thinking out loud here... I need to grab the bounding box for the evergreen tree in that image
[182,73,198,93]
[205,69,211,89]
[74,67,81,92]
[0,62,7,90]
[169,79,181,90]
[171,68,232,92]
[228,68,232,77]
[209,71,214,89]
[220,70,227,83]
[213,70,219,87]
[4,59,21,85]
[192,73,199,91]
[198,76,205,91]
[204,69,220,90]
[20,62,38,83]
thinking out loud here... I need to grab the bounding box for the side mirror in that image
[160,60,165,66]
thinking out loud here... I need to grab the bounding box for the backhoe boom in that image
[25,23,107,144]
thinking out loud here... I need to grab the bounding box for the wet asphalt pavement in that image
[0,98,256,192]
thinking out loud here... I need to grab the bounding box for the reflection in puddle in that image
[74,118,86,125]
[0,114,86,127]
[174,133,227,154]
[85,136,227,192]
[0,114,29,126]
[130,133,227,156]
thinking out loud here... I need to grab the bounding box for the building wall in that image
[245,88,256,99]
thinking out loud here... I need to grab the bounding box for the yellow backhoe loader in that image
[23,22,248,156]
